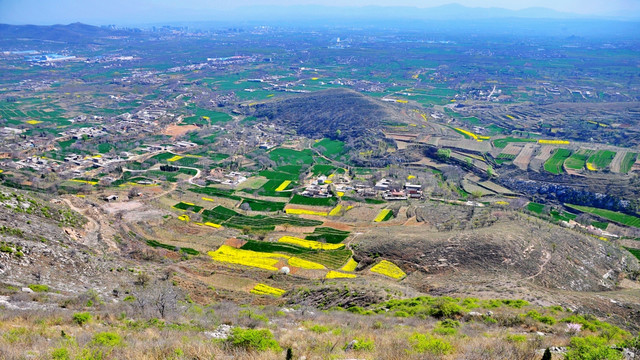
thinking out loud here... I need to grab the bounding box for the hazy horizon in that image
[1,0,639,26]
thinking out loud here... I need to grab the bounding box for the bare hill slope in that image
[249,88,402,142]
[354,217,639,293]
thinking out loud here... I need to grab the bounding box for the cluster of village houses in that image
[300,174,424,200]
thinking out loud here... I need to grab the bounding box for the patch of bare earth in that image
[163,124,199,138]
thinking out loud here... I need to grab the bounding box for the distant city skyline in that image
[0,0,639,25]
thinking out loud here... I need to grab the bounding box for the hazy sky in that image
[1,0,639,24]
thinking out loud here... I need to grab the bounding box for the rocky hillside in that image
[249,88,401,142]
[353,216,639,293]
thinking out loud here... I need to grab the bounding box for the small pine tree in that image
[541,348,552,360]
[286,348,293,360]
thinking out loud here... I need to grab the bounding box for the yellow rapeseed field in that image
[208,245,325,271]
[278,236,345,250]
[208,245,282,271]
[250,283,286,297]
[328,204,353,216]
[341,258,358,272]
[70,179,98,185]
[374,209,392,222]
[167,155,183,162]
[288,257,325,269]
[538,139,570,145]
[325,271,357,279]
[285,208,328,216]
[275,180,291,192]
[370,260,406,280]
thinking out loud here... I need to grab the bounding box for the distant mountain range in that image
[0,3,638,39]
[1,2,639,28]
[233,4,586,22]
[0,22,130,43]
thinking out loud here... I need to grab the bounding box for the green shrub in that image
[408,333,453,355]
[238,309,269,323]
[51,347,70,360]
[506,334,527,343]
[309,324,330,334]
[565,336,623,360]
[430,300,464,318]
[433,326,457,336]
[72,312,92,325]
[433,319,460,336]
[539,316,556,325]
[92,332,122,347]
[524,310,556,325]
[228,328,281,352]
[28,284,49,292]
[344,338,375,351]
[502,299,529,308]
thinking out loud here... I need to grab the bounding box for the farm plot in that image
[203,205,323,231]
[173,202,203,213]
[150,152,177,162]
[624,248,640,261]
[286,208,328,216]
[609,151,636,174]
[370,260,406,279]
[493,137,536,149]
[527,202,545,214]
[543,149,571,174]
[297,250,352,269]
[586,150,616,171]
[619,152,638,174]
[202,205,239,222]
[146,168,196,182]
[326,271,357,279]
[311,164,337,176]
[289,194,338,207]
[513,143,535,171]
[146,240,199,255]
[208,245,325,271]
[313,138,347,159]
[269,148,314,165]
[565,204,640,228]
[274,180,292,192]
[250,283,286,297]
[305,227,350,244]
[241,198,286,212]
[241,239,310,255]
[500,143,524,156]
[462,179,494,196]
[189,187,242,200]
[278,236,345,250]
[183,108,232,125]
[374,209,394,222]
[564,150,594,170]
[243,179,294,198]
[341,258,358,272]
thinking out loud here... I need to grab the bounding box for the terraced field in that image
[618,152,638,174]
[493,137,536,149]
[565,204,640,228]
[564,149,594,170]
[268,148,314,165]
[586,150,616,171]
[543,149,571,174]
